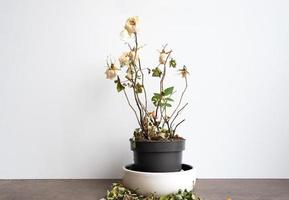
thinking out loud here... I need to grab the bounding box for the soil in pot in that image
[130,138,185,172]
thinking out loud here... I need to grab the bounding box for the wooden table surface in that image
[0,179,288,200]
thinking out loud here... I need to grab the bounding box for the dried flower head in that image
[179,66,189,78]
[105,63,118,80]
[119,52,131,66]
[159,52,168,64]
[119,51,137,66]
[124,16,139,36]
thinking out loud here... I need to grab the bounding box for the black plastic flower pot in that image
[130,139,185,172]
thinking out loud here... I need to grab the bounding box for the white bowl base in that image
[122,164,196,196]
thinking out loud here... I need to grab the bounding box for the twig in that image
[160,50,172,91]
[173,119,185,134]
[123,89,141,126]
[158,51,172,125]
[138,58,148,111]
[133,34,151,122]
[155,48,172,121]
[169,76,188,122]
[131,33,150,137]
[170,102,188,130]
[125,42,133,51]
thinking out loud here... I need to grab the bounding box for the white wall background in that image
[0,0,289,179]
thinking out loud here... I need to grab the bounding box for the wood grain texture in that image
[0,179,288,200]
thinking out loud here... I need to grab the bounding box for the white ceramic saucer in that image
[122,164,196,196]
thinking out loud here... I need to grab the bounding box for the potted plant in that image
[105,16,189,172]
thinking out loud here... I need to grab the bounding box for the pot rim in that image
[123,164,193,175]
[130,138,186,143]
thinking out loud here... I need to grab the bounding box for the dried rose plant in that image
[105,16,189,141]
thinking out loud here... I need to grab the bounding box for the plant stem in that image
[168,76,188,124]
[131,33,150,137]
[155,49,172,129]
[123,89,141,126]
[138,58,148,110]
[173,119,185,134]
[169,102,188,132]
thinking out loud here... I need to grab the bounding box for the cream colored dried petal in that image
[105,64,118,80]
[124,16,139,36]
[179,66,189,78]
[119,52,130,66]
[105,69,117,80]
[159,52,167,64]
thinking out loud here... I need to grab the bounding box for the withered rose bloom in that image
[179,66,189,78]
[159,52,167,64]
[105,63,118,80]
[119,52,131,66]
[119,51,137,67]
[124,16,139,36]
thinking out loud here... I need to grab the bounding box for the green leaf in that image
[151,99,159,106]
[175,194,183,200]
[135,83,143,93]
[152,67,162,77]
[115,77,125,92]
[160,102,172,107]
[116,82,124,92]
[169,59,177,68]
[152,93,162,106]
[163,86,174,96]
[125,67,134,80]
[165,97,174,102]
[153,93,161,98]
[105,183,202,200]
[160,196,169,200]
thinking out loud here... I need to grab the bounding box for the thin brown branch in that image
[169,76,188,122]
[160,51,172,91]
[125,42,133,51]
[160,107,166,128]
[138,58,148,110]
[173,119,185,134]
[123,89,141,126]
[169,102,188,130]
[155,47,172,113]
[128,68,144,130]
[131,32,150,137]
[132,34,143,116]
[155,49,172,126]
[132,34,151,122]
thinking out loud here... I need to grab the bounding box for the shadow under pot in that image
[130,139,185,172]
